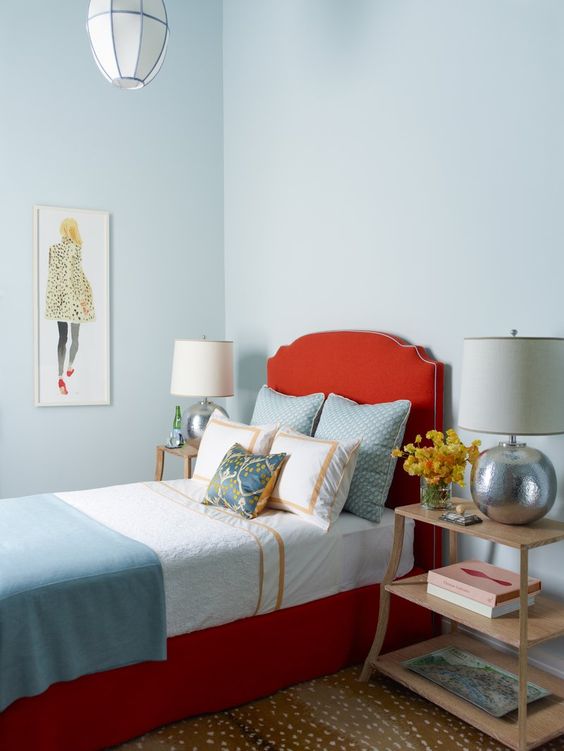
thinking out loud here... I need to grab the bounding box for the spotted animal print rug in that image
[115,666,563,750]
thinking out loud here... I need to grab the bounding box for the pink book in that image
[427,560,541,607]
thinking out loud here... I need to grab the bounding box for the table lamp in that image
[458,334,564,525]
[170,338,234,441]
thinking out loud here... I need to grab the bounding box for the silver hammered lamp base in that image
[470,442,556,525]
[183,399,228,442]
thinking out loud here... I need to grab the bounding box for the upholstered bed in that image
[0,330,444,751]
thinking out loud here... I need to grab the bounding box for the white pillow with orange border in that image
[267,427,360,530]
[192,410,278,484]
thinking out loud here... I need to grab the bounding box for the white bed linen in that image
[57,479,414,638]
[338,508,414,591]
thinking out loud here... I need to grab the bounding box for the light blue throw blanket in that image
[0,493,166,711]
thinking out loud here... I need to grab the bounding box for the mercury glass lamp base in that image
[470,441,557,525]
[183,399,228,442]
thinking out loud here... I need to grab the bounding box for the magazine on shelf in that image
[427,560,541,607]
[403,646,550,717]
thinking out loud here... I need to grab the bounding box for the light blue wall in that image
[3,0,564,677]
[224,1,564,673]
[0,0,225,496]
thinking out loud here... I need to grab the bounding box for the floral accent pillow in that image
[204,444,287,519]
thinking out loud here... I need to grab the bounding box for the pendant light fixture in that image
[87,1,170,90]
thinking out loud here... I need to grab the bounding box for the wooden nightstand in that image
[154,442,198,481]
[361,499,564,751]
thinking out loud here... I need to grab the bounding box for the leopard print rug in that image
[115,666,563,751]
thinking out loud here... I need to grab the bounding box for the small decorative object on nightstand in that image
[459,333,564,525]
[155,442,198,482]
[170,337,234,442]
[392,429,480,510]
[439,509,482,526]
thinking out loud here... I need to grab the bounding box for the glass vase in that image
[420,477,452,510]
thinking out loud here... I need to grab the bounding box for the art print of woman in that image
[34,205,109,407]
[44,218,96,395]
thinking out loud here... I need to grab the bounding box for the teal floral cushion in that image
[251,385,324,436]
[314,394,411,522]
[204,443,287,519]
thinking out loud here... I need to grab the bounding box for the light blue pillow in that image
[314,393,411,522]
[251,385,324,436]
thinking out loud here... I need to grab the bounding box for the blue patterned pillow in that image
[314,394,411,522]
[251,386,324,436]
[203,443,287,519]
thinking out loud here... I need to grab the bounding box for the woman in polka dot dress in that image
[45,218,95,395]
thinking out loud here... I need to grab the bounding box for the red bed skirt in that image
[0,576,432,751]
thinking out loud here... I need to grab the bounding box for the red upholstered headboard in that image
[266,330,444,571]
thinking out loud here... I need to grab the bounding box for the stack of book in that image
[427,560,541,618]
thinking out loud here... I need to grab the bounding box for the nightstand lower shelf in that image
[376,633,564,751]
[386,574,564,648]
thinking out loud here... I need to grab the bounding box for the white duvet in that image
[57,479,414,637]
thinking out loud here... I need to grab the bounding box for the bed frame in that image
[0,330,444,751]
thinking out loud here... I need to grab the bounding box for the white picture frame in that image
[33,205,110,406]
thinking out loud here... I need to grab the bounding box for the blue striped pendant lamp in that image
[87,0,170,90]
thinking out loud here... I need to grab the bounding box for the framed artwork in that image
[33,205,110,406]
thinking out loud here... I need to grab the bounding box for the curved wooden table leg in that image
[449,528,459,634]
[360,513,406,681]
[518,546,529,751]
[155,447,165,481]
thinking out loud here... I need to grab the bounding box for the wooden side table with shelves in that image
[361,499,564,751]
[154,442,198,481]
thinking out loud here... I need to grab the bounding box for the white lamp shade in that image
[87,0,169,90]
[458,337,564,436]
[171,340,234,398]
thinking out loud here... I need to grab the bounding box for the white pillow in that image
[267,427,360,530]
[192,410,278,484]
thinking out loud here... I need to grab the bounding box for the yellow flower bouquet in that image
[392,429,481,509]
